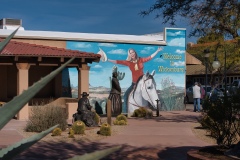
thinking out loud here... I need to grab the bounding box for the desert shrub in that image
[68,128,75,138]
[25,104,68,132]
[100,123,111,136]
[132,107,153,118]
[52,127,62,136]
[72,120,85,134]
[199,93,240,147]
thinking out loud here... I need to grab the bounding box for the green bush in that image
[52,127,62,136]
[100,123,111,136]
[72,120,85,134]
[199,93,240,147]
[25,104,68,132]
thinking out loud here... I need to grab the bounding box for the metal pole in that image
[204,49,210,98]
[224,47,227,96]
[205,57,208,97]
[155,99,160,117]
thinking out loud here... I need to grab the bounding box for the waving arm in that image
[151,47,163,58]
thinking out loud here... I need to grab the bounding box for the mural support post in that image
[155,99,160,117]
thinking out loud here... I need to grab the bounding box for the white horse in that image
[128,70,159,116]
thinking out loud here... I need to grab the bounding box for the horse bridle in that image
[128,77,155,108]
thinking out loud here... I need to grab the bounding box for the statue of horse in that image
[128,70,159,116]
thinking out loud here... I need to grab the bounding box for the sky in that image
[0,0,197,43]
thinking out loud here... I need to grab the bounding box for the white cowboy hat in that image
[97,47,107,62]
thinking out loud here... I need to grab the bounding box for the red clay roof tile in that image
[0,39,101,59]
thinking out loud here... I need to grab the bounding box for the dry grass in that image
[191,122,217,145]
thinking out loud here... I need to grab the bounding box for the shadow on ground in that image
[11,140,203,160]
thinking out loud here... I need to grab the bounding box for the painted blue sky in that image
[1,0,197,43]
[67,28,186,89]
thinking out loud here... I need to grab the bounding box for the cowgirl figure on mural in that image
[98,47,163,113]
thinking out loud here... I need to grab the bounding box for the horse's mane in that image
[132,74,156,98]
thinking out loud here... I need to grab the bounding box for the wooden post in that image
[107,99,112,125]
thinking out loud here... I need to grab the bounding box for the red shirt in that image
[116,56,152,83]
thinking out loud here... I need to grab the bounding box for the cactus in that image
[116,114,127,123]
[99,123,111,136]
[132,107,153,118]
[117,71,125,80]
[68,128,75,138]
[72,121,85,134]
[52,127,62,136]
[113,114,127,125]
[109,65,125,88]
[94,112,100,125]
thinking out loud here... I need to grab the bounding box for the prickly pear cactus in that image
[99,123,111,136]
[52,127,62,136]
[72,120,85,134]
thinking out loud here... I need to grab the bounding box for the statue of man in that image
[76,92,98,127]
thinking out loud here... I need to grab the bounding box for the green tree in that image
[140,0,240,39]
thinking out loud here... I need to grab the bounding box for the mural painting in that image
[66,28,186,116]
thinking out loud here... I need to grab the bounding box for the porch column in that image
[77,64,90,99]
[16,63,30,120]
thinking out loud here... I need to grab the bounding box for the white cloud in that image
[140,46,155,54]
[167,31,185,37]
[72,43,92,48]
[168,38,185,47]
[92,64,102,68]
[108,49,127,55]
[98,43,117,47]
[176,49,185,54]
[140,50,148,54]
[153,58,165,63]
[172,61,185,67]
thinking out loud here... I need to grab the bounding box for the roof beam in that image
[14,56,18,61]
[37,56,42,62]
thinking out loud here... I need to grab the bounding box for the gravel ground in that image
[17,117,127,143]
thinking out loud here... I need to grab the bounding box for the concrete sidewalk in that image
[0,104,211,160]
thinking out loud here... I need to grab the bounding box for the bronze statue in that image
[108,68,122,115]
[74,92,98,127]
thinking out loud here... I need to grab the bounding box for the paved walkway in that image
[0,105,212,160]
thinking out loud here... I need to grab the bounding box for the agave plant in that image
[0,28,120,159]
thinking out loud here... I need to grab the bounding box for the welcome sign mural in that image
[66,28,186,114]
